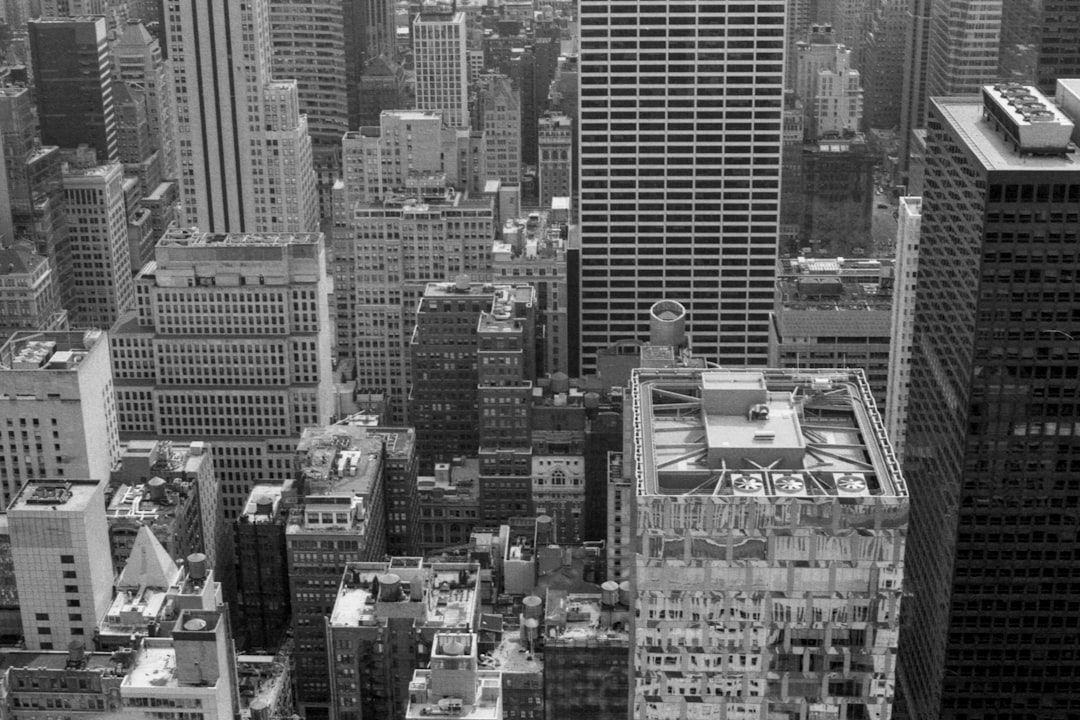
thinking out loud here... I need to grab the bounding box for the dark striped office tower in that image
[898,81,1080,720]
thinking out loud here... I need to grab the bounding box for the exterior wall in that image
[413,11,469,129]
[885,197,921,464]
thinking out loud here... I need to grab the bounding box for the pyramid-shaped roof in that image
[117,525,179,590]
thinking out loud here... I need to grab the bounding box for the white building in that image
[113,20,178,181]
[886,197,921,465]
[476,74,520,184]
[413,10,469,129]
[166,0,318,233]
[0,330,120,508]
[109,229,334,517]
[577,0,784,371]
[9,479,116,651]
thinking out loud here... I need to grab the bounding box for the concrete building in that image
[287,424,388,718]
[413,9,469,129]
[28,16,117,164]
[108,439,230,600]
[340,188,494,422]
[355,56,410,128]
[769,256,893,410]
[405,632,502,720]
[235,484,291,652]
[999,1,1080,96]
[0,648,129,718]
[537,113,572,210]
[925,0,1002,103]
[577,0,784,371]
[541,589,631,720]
[626,366,907,719]
[109,229,334,517]
[795,29,863,140]
[329,560,482,720]
[166,0,318,233]
[800,134,876,255]
[862,0,908,130]
[9,479,115,651]
[885,197,921,465]
[0,245,65,339]
[61,162,135,328]
[897,82,1080,720]
[112,19,177,182]
[417,458,481,554]
[492,210,570,377]
[0,330,120,508]
[474,73,520,184]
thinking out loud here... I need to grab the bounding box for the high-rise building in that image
[287,425,388,719]
[356,56,410,128]
[0,330,120,508]
[109,229,334,517]
[627,366,907,719]
[925,0,1003,103]
[9,478,115,651]
[166,0,318,233]
[340,187,493,422]
[898,0,932,182]
[885,196,921,465]
[897,82,1080,720]
[405,632,502,720]
[862,0,909,130]
[577,0,785,372]
[0,87,70,308]
[537,113,572,209]
[28,16,118,164]
[61,162,135,327]
[112,19,178,181]
[235,483,291,652]
[474,73,521,184]
[413,9,469,129]
[998,1,1080,96]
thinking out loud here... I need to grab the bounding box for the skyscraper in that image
[577,0,785,372]
[110,228,334,517]
[998,1,1080,96]
[28,16,118,164]
[898,82,1080,720]
[113,19,178,182]
[885,196,921,466]
[925,0,1002,100]
[165,0,317,233]
[413,9,469,129]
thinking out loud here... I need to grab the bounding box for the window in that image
[60,555,74,564]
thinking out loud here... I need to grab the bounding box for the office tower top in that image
[28,16,117,164]
[9,478,116,651]
[577,1,785,373]
[925,0,1003,100]
[166,0,317,233]
[898,82,1080,720]
[628,367,907,719]
[0,330,120,507]
[413,9,469,129]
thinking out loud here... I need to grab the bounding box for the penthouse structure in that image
[0,331,120,509]
[627,367,907,719]
[328,559,482,720]
[110,229,334,517]
[406,633,502,720]
[287,425,387,717]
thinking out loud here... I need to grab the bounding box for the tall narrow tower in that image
[413,9,469,129]
[576,0,786,373]
[165,0,317,233]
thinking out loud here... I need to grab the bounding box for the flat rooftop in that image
[935,95,1080,172]
[295,425,384,498]
[9,480,102,514]
[0,330,104,371]
[159,227,322,247]
[631,369,906,499]
[545,591,629,645]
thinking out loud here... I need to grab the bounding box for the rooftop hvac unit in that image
[772,473,806,495]
[835,473,868,495]
[731,473,765,496]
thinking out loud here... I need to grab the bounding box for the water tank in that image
[187,553,207,581]
[378,573,402,602]
[601,581,620,607]
[147,477,167,502]
[583,392,601,410]
[454,274,470,291]
[520,617,539,643]
[649,300,687,349]
[535,515,554,545]
[550,372,570,394]
[255,495,275,517]
[67,640,85,663]
[442,637,466,656]
[183,617,207,632]
[250,699,270,720]
[522,595,543,620]
[618,581,632,608]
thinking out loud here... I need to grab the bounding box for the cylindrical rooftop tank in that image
[649,299,687,349]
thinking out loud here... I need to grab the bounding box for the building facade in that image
[577,0,784,371]
[885,197,921,466]
[412,9,469,129]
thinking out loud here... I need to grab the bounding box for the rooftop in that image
[237,653,290,720]
[935,92,1080,172]
[0,330,104,371]
[631,368,906,499]
[329,561,479,630]
[485,634,542,674]
[0,650,123,676]
[478,285,533,333]
[294,424,384,498]
[9,479,102,514]
[159,227,322,247]
[239,484,287,524]
[544,591,630,645]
